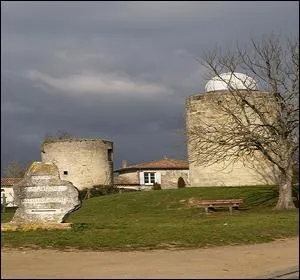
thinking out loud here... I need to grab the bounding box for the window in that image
[144,172,155,184]
[63,171,68,175]
[108,149,113,161]
[139,171,161,185]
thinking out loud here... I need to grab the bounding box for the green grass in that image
[1,186,299,251]
[1,208,16,223]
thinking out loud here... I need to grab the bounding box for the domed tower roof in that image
[205,72,258,92]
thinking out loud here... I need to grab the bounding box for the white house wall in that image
[1,187,17,207]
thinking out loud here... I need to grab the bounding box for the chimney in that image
[121,160,128,169]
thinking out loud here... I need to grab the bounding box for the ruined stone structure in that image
[41,139,113,190]
[185,73,277,187]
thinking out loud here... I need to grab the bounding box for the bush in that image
[152,183,162,190]
[177,177,186,188]
[292,184,299,198]
[78,185,119,200]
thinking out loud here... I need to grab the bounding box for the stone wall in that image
[185,90,278,187]
[41,139,113,190]
[189,158,277,187]
[160,169,189,189]
[114,171,139,185]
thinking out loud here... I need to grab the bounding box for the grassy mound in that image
[1,186,298,251]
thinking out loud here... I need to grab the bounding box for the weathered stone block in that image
[12,162,81,223]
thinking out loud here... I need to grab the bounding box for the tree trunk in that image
[275,166,296,209]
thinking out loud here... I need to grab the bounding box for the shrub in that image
[152,183,162,190]
[78,185,119,200]
[177,177,186,188]
[78,188,88,201]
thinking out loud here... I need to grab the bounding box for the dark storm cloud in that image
[1,1,299,171]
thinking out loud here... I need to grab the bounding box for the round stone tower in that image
[41,139,113,190]
[185,73,277,187]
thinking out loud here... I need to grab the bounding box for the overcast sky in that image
[1,1,299,172]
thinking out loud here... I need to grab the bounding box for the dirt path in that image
[1,237,299,279]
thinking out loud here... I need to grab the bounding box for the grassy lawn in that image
[1,186,299,251]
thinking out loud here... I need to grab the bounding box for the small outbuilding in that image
[1,178,22,207]
[114,157,189,190]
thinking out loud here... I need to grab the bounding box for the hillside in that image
[1,186,299,251]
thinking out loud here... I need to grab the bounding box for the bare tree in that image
[188,34,298,209]
[2,161,27,178]
[44,130,74,143]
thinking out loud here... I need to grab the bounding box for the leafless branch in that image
[187,34,299,209]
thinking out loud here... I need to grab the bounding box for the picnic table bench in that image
[199,199,243,213]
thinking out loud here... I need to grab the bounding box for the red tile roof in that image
[1,178,23,187]
[115,158,189,172]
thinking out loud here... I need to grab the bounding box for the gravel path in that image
[1,237,299,279]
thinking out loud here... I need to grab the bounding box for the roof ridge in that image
[129,157,187,165]
[115,157,189,172]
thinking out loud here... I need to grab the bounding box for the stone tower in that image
[185,73,277,187]
[41,139,113,190]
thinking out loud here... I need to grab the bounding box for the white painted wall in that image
[1,187,17,207]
